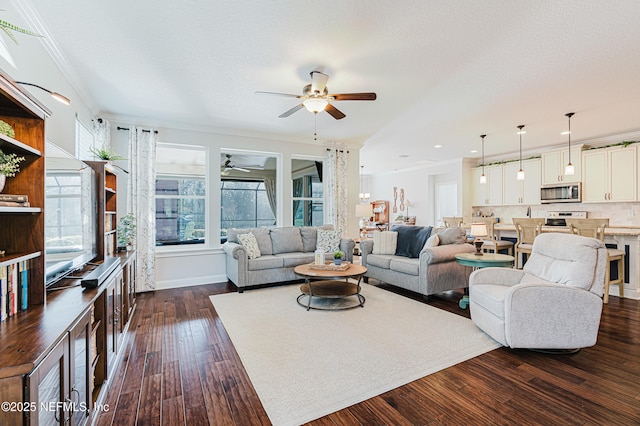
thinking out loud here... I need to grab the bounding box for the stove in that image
[545,211,587,226]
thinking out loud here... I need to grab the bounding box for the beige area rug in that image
[209,283,501,426]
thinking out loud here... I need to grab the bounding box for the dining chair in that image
[565,218,625,304]
[442,217,463,227]
[512,217,545,269]
[473,217,514,256]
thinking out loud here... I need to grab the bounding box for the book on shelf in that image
[0,194,28,202]
[0,200,31,207]
[9,263,17,316]
[0,266,6,321]
[19,260,28,311]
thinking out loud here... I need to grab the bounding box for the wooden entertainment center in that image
[0,69,136,425]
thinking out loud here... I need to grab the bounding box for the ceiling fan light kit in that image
[257,69,376,121]
[303,97,328,113]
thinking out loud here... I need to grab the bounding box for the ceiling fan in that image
[256,71,376,120]
[221,154,257,174]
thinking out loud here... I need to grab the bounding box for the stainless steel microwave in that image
[540,183,581,204]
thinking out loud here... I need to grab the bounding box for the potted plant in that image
[0,148,25,192]
[117,213,136,251]
[90,145,126,161]
[333,250,344,266]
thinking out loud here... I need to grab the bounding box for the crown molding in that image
[13,0,100,115]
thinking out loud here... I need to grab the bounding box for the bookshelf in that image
[87,161,119,261]
[0,68,50,307]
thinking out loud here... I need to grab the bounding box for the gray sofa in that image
[360,226,476,297]
[222,225,355,292]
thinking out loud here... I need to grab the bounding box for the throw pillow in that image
[391,225,432,258]
[436,227,467,245]
[372,231,398,255]
[300,225,334,252]
[237,232,261,259]
[316,229,341,252]
[423,233,440,248]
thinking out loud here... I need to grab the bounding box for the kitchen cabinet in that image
[541,147,582,184]
[472,164,503,206]
[582,145,636,202]
[503,159,541,205]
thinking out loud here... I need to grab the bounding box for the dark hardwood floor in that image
[95,281,640,425]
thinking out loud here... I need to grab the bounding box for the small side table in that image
[455,252,515,309]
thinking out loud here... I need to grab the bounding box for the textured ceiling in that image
[22,0,640,173]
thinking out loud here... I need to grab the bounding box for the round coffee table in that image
[293,263,367,311]
[455,252,515,309]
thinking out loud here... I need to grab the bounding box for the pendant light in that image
[479,134,487,184]
[516,125,525,180]
[564,112,575,175]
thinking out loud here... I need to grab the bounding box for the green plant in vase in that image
[117,213,136,250]
[333,250,344,265]
[0,148,25,192]
[89,145,126,161]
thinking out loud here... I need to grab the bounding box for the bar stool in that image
[512,218,545,269]
[565,218,625,304]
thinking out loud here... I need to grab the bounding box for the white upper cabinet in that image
[541,147,582,185]
[472,164,503,206]
[503,159,541,205]
[582,145,636,202]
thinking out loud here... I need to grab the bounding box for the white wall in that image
[367,159,465,227]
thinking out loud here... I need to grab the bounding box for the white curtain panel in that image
[93,118,110,151]
[128,127,157,291]
[326,148,349,236]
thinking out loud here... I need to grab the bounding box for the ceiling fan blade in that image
[310,71,329,94]
[255,91,303,98]
[325,103,346,120]
[330,92,377,101]
[279,104,305,118]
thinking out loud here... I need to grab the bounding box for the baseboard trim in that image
[151,274,228,291]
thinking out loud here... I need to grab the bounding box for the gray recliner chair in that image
[469,233,606,350]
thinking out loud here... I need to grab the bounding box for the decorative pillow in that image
[316,229,341,252]
[436,227,467,245]
[227,227,273,255]
[423,234,440,248]
[300,224,334,252]
[237,232,261,259]
[391,225,432,258]
[372,231,398,255]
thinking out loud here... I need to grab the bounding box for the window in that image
[292,159,323,226]
[220,180,276,241]
[155,145,207,246]
[219,150,278,242]
[75,118,95,161]
[45,173,84,247]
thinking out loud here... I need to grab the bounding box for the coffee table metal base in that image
[296,280,365,311]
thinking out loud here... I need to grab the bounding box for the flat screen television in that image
[44,142,98,286]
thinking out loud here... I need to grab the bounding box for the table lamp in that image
[355,203,373,228]
[470,223,488,256]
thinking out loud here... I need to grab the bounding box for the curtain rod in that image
[117,126,158,134]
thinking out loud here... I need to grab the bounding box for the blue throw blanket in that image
[391,224,432,258]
